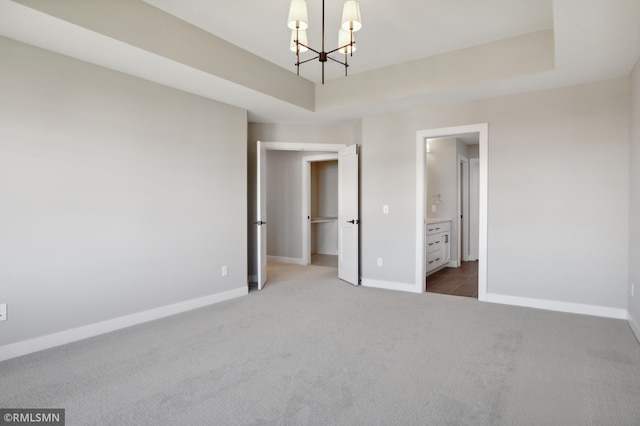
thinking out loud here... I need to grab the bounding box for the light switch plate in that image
[0,304,6,322]
[383,205,389,214]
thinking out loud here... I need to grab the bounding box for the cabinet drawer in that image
[427,221,451,235]
[426,234,439,253]
[426,251,439,269]
[433,234,443,250]
[426,251,445,271]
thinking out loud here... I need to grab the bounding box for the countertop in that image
[426,218,451,224]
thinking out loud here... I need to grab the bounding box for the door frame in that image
[302,153,340,265]
[458,155,470,263]
[468,158,480,261]
[415,124,488,300]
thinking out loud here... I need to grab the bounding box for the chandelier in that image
[287,0,362,84]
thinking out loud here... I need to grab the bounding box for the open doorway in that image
[423,136,479,298]
[302,155,339,269]
[254,142,359,291]
[415,124,488,301]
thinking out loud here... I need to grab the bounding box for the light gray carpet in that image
[1,262,640,425]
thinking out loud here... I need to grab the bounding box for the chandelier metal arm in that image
[327,55,347,66]
[296,42,320,55]
[296,56,320,66]
[326,42,354,56]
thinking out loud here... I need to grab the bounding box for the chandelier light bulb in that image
[290,29,309,53]
[338,29,356,54]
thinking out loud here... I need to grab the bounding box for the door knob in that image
[347,219,360,224]
[254,220,267,225]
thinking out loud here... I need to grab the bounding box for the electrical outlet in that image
[0,304,6,322]
[222,265,228,277]
[377,258,383,267]
[431,205,436,213]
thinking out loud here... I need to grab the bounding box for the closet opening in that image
[303,155,339,269]
[254,142,359,291]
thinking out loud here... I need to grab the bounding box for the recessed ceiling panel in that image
[144,0,553,83]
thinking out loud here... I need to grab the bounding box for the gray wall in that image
[630,57,640,330]
[427,138,455,220]
[0,38,247,346]
[247,123,358,275]
[361,78,630,309]
[265,150,324,259]
[312,161,338,219]
[466,145,480,159]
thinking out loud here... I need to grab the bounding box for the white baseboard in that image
[0,286,248,362]
[628,313,640,343]
[361,278,422,293]
[267,255,307,265]
[486,293,627,319]
[447,260,460,268]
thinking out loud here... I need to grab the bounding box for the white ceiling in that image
[143,0,554,84]
[1,0,639,125]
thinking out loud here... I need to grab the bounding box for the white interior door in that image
[338,144,359,285]
[256,141,268,290]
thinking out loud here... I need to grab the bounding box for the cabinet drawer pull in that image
[435,258,441,261]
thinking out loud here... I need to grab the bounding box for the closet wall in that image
[265,152,339,262]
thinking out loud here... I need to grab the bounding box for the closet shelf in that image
[310,216,338,223]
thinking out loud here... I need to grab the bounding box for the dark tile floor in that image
[426,261,478,298]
